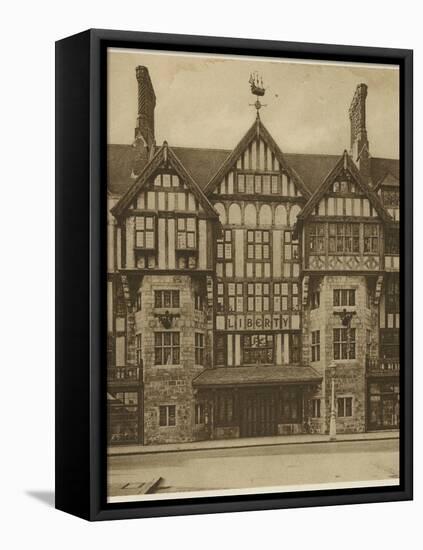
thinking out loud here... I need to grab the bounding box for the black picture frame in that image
[55,28,413,521]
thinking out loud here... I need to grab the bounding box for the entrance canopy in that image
[193,366,322,389]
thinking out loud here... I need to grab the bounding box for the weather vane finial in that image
[249,72,267,116]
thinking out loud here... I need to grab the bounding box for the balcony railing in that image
[366,356,400,375]
[107,366,140,384]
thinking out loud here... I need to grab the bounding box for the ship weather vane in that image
[249,72,267,115]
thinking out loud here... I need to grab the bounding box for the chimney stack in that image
[349,83,371,183]
[134,66,156,170]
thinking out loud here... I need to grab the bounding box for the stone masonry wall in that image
[303,274,378,434]
[138,274,210,445]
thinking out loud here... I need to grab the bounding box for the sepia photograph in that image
[106,47,400,503]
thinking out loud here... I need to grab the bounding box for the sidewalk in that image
[108,430,399,457]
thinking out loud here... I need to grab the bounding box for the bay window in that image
[135,215,155,249]
[177,217,196,249]
[364,224,379,254]
[328,223,359,254]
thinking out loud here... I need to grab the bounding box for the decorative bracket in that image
[334,308,356,327]
[302,276,310,306]
[374,275,384,305]
[154,310,180,329]
[120,273,133,311]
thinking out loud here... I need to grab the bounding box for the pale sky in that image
[108,48,399,159]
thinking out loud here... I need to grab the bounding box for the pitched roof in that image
[193,366,322,388]
[108,144,139,195]
[111,142,218,219]
[283,153,340,194]
[297,150,393,223]
[374,170,400,191]
[108,144,399,198]
[204,117,311,199]
[172,147,231,190]
[371,157,400,188]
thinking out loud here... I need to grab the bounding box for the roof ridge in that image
[108,143,399,162]
[170,145,231,153]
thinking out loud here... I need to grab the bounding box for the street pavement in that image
[108,438,399,499]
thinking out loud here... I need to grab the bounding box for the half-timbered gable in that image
[298,151,392,272]
[205,116,310,200]
[110,142,220,445]
[112,141,219,272]
[202,116,310,369]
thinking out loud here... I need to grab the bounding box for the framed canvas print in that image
[55,29,413,521]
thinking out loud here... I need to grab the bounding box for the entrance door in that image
[240,390,278,437]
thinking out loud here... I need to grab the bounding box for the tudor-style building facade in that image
[107,69,399,445]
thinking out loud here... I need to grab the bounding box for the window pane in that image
[145,232,154,248]
[136,217,145,230]
[159,407,166,426]
[187,233,195,248]
[136,232,144,247]
[163,291,171,308]
[169,406,176,426]
[177,232,186,248]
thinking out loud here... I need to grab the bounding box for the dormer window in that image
[135,215,155,249]
[177,217,196,249]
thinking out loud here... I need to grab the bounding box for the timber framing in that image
[204,116,311,199]
[111,141,219,220]
[297,150,393,223]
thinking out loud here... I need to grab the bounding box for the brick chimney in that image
[133,66,156,172]
[349,83,371,183]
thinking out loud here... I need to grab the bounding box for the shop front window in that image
[242,334,274,365]
[215,393,235,426]
[279,388,301,423]
[108,391,139,444]
[368,382,399,430]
